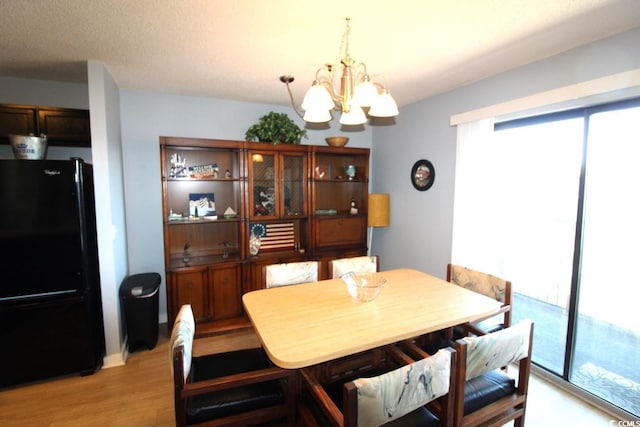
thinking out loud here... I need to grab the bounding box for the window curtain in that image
[450,118,505,275]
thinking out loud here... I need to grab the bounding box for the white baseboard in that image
[101,337,128,368]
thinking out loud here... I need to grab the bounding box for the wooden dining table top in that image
[242,268,503,369]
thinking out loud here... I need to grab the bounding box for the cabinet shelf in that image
[167,254,242,270]
[166,178,244,182]
[313,178,368,183]
[165,217,241,225]
[315,212,363,217]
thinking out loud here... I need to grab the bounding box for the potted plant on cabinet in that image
[245,112,308,145]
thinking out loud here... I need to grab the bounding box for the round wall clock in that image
[411,159,435,191]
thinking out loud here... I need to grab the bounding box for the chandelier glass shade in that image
[282,18,399,126]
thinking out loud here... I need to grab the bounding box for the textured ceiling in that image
[1,0,640,109]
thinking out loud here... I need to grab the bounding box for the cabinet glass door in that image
[250,152,276,218]
[282,153,305,216]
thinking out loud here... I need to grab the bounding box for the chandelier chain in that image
[335,17,351,70]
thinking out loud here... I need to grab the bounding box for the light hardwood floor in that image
[0,328,618,426]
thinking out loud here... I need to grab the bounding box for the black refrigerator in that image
[0,158,105,387]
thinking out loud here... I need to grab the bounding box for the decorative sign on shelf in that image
[188,163,219,179]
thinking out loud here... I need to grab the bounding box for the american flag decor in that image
[251,222,295,250]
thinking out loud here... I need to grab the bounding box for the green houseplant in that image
[245,112,308,145]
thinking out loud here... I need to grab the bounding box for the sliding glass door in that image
[492,117,583,375]
[453,98,640,418]
[569,105,640,415]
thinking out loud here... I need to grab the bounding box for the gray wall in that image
[370,27,640,278]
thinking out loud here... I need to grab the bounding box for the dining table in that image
[242,268,503,369]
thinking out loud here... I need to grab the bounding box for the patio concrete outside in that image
[512,292,640,416]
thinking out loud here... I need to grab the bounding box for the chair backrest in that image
[447,264,510,303]
[447,263,512,330]
[459,320,531,381]
[170,304,195,382]
[264,261,318,288]
[453,320,533,426]
[170,305,195,426]
[345,348,456,427]
[329,255,379,279]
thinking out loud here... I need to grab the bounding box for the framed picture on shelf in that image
[189,193,217,218]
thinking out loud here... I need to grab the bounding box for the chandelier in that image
[281,17,399,126]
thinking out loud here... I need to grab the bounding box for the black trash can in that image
[119,273,161,353]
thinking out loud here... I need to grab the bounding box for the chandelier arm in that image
[355,62,369,82]
[316,80,340,108]
[283,79,304,119]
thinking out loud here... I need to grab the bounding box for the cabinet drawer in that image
[315,216,366,247]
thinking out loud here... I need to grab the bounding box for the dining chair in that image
[299,346,457,427]
[447,264,512,339]
[328,255,379,279]
[170,304,296,426]
[453,320,533,427]
[263,260,319,288]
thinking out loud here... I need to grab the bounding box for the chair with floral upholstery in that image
[453,320,533,427]
[447,264,512,339]
[262,260,319,288]
[329,255,379,279]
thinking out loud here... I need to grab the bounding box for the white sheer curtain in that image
[451,118,506,276]
[452,116,584,298]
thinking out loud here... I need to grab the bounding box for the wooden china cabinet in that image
[160,136,370,335]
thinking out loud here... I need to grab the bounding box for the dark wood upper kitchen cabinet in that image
[0,104,91,147]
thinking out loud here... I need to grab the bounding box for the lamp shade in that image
[303,108,332,123]
[352,79,378,107]
[302,83,334,111]
[368,91,399,117]
[368,193,390,227]
[339,107,367,125]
